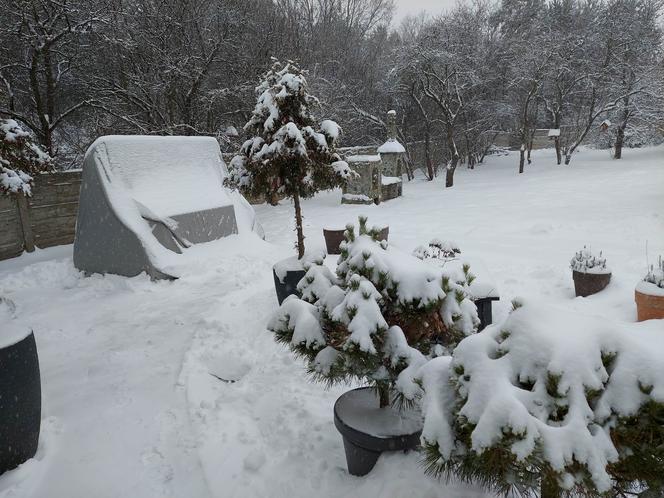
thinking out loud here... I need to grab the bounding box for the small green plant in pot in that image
[635,255,664,321]
[570,246,611,297]
[268,216,479,476]
[225,59,353,304]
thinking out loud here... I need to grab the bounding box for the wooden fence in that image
[0,171,81,261]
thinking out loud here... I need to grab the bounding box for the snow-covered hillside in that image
[0,146,662,498]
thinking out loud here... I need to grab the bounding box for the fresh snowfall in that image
[1,145,663,498]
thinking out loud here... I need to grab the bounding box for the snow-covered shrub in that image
[644,255,664,289]
[225,59,353,259]
[570,247,609,274]
[268,216,479,408]
[0,119,53,195]
[413,239,461,261]
[420,302,664,498]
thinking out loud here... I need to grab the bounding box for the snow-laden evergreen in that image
[268,216,479,407]
[226,60,352,258]
[420,301,664,497]
[570,246,610,274]
[0,119,52,195]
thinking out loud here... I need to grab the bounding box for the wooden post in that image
[15,193,35,253]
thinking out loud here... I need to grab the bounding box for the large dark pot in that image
[273,267,306,305]
[572,270,611,297]
[323,226,389,255]
[334,387,422,476]
[323,229,347,255]
[0,331,41,474]
[474,296,499,331]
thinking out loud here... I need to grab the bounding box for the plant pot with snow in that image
[334,387,422,476]
[223,60,354,305]
[570,247,611,297]
[323,225,388,255]
[0,298,41,475]
[272,250,325,305]
[268,216,479,476]
[414,239,499,331]
[635,255,664,321]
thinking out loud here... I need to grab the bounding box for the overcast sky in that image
[393,0,457,21]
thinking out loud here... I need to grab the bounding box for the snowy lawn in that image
[0,146,662,498]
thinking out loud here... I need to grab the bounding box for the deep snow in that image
[0,146,662,498]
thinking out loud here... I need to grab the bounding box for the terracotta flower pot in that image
[572,270,611,297]
[323,226,389,255]
[635,288,664,321]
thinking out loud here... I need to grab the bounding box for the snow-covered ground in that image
[1,146,662,498]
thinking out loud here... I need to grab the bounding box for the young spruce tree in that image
[268,216,479,408]
[226,59,352,258]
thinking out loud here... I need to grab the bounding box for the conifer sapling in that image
[226,59,353,259]
[268,216,479,409]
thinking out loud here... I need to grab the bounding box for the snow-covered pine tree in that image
[419,301,664,498]
[268,216,479,408]
[0,119,53,196]
[226,59,353,258]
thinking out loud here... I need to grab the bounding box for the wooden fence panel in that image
[0,171,82,262]
[0,195,23,260]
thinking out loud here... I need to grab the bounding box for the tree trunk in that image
[378,385,390,409]
[553,112,562,165]
[446,157,458,187]
[540,474,559,498]
[293,190,305,259]
[527,131,534,165]
[614,126,625,159]
[425,130,434,181]
[519,145,526,174]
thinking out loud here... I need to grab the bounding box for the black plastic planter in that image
[0,331,41,475]
[273,268,306,305]
[333,387,422,476]
[572,270,611,297]
[475,296,499,331]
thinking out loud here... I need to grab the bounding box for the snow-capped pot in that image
[0,298,41,475]
[635,255,664,321]
[413,239,461,261]
[0,119,53,196]
[419,301,664,498]
[272,249,325,305]
[570,247,611,297]
[225,59,353,263]
[268,216,479,475]
[323,225,388,255]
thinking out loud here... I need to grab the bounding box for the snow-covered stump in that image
[341,155,382,205]
[377,110,405,202]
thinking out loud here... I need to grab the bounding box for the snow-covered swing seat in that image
[74,135,263,280]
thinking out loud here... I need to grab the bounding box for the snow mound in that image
[422,301,664,493]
